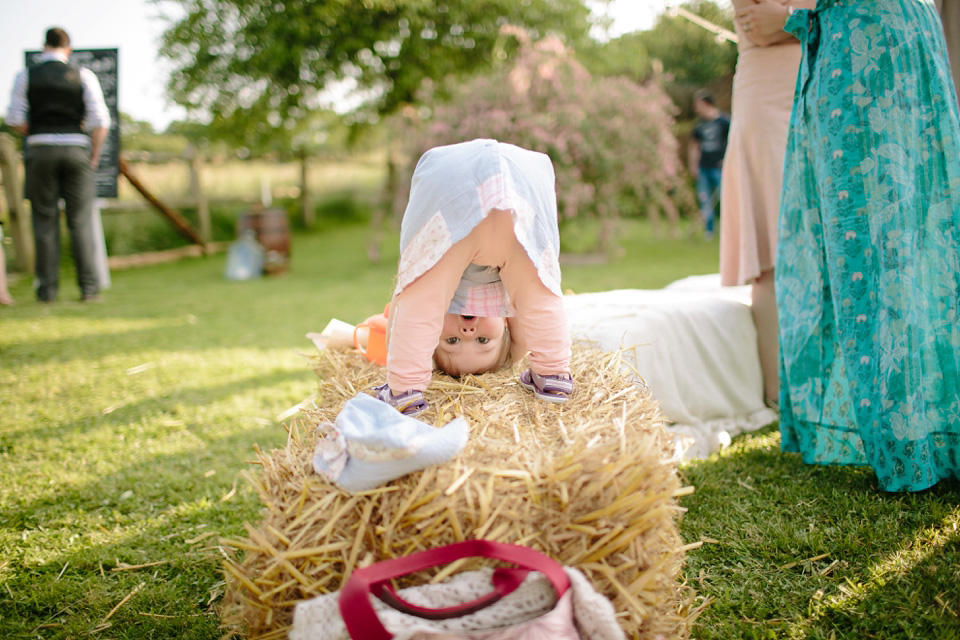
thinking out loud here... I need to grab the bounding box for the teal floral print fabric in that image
[776,0,960,491]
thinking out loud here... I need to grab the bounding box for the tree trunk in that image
[300,147,314,228]
[646,201,663,238]
[598,217,625,260]
[658,191,682,239]
[367,150,400,263]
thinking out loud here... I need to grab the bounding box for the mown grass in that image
[1,216,958,639]
[680,427,960,639]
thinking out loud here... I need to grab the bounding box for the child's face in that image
[435,314,506,376]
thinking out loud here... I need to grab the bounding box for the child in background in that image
[376,139,573,415]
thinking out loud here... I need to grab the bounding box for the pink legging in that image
[387,210,571,392]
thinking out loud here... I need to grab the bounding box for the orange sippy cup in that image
[353,305,389,365]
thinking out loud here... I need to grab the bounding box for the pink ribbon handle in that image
[376,566,531,619]
[338,539,571,640]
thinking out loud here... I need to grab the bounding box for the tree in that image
[403,27,693,251]
[638,0,737,116]
[119,113,156,138]
[577,32,652,86]
[156,0,596,148]
[640,0,736,86]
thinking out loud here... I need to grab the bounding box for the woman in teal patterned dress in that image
[737,0,960,491]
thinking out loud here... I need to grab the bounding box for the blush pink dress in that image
[719,20,802,286]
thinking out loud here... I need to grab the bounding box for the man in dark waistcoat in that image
[5,27,110,302]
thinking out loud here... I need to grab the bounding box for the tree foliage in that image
[640,0,736,86]
[575,1,736,120]
[577,32,652,86]
[156,0,595,149]
[639,0,737,114]
[403,27,692,249]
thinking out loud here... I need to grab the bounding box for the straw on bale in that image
[220,342,697,640]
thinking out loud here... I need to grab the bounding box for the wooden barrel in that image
[237,206,290,274]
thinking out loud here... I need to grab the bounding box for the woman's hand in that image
[735,0,792,47]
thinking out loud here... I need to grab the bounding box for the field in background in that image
[3,147,698,264]
[116,151,388,204]
[98,153,389,256]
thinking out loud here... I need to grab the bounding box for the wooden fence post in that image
[186,144,211,244]
[0,133,33,273]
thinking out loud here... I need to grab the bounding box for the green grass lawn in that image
[1,218,957,639]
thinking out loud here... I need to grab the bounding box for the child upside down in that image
[376,139,573,415]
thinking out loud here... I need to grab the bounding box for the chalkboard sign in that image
[26,48,120,198]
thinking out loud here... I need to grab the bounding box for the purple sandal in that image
[519,369,574,404]
[373,384,428,416]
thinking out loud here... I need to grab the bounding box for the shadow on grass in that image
[0,409,287,525]
[2,294,396,367]
[801,529,960,639]
[1,491,252,639]
[678,426,960,640]
[2,363,310,446]
[0,413,296,639]
[1,361,314,639]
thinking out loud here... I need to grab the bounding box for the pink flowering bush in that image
[404,26,693,249]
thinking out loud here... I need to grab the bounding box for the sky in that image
[0,0,673,131]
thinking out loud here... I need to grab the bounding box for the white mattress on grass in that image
[564,274,777,459]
